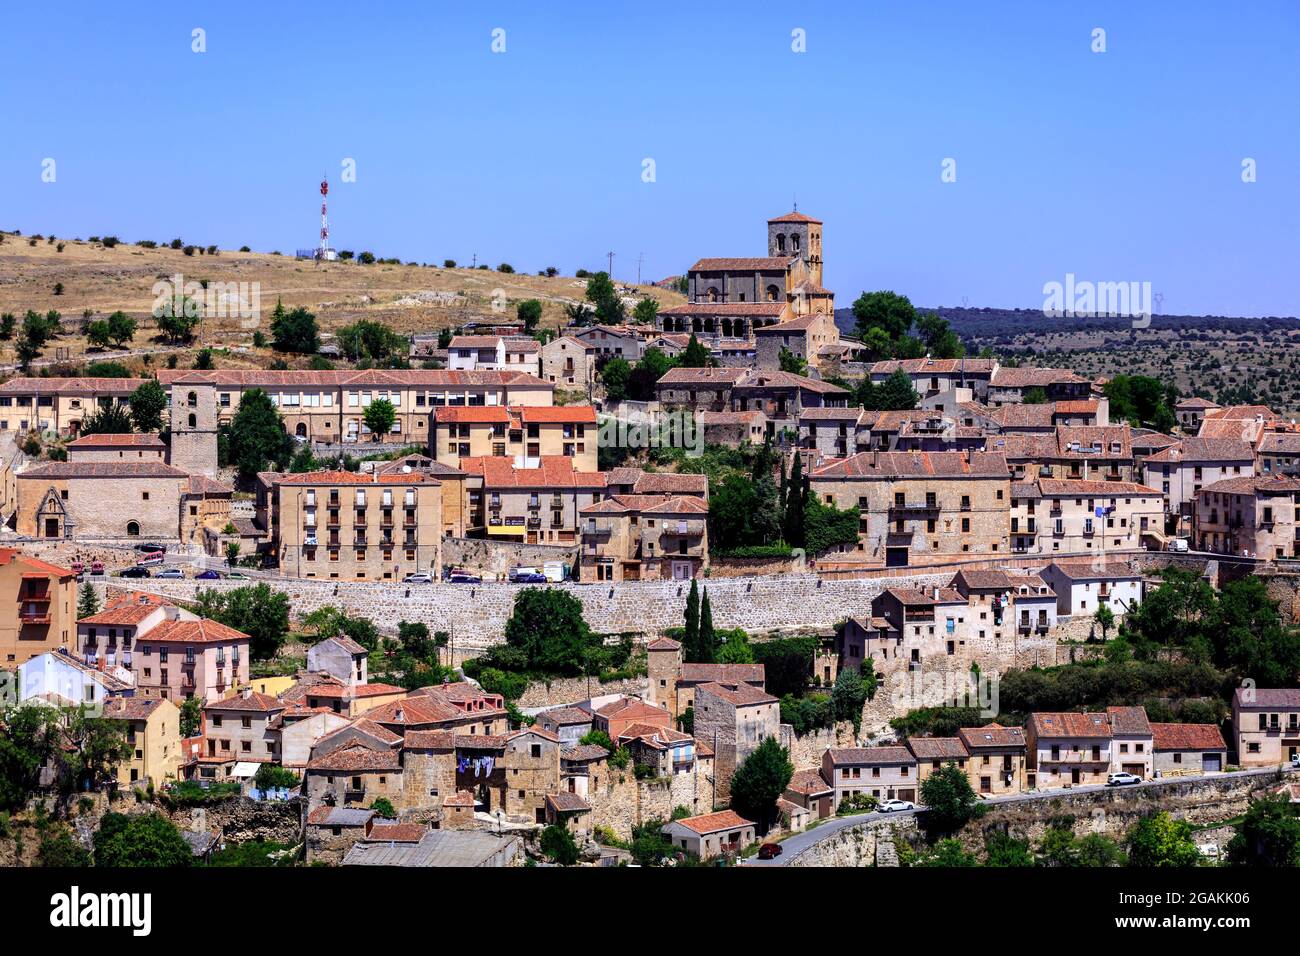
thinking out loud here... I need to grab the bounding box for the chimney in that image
[242,686,252,699]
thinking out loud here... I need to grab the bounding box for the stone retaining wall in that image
[442,537,578,582]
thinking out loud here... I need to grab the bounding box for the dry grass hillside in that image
[0,232,684,373]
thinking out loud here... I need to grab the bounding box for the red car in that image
[757,843,782,860]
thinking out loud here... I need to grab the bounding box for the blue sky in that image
[1,1,1296,317]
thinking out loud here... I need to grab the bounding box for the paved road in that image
[744,766,1295,866]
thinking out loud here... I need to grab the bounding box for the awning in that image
[231,762,261,779]
[487,526,526,537]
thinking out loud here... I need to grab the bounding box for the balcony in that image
[888,500,939,514]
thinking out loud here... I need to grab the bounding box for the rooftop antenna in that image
[606,250,615,278]
[315,174,336,263]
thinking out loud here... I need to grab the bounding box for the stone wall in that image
[781,721,859,770]
[786,816,919,867]
[167,796,303,845]
[117,570,958,650]
[515,673,649,709]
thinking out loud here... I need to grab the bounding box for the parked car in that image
[195,569,223,580]
[133,542,167,554]
[446,570,481,584]
[403,573,434,584]
[118,566,151,578]
[511,571,548,584]
[1198,842,1221,860]
[154,567,185,579]
[1291,754,1299,768]
[1167,538,1189,553]
[226,571,250,580]
[1107,772,1142,787]
[137,552,166,567]
[878,799,915,813]
[757,843,782,860]
[89,561,105,575]
[70,560,85,574]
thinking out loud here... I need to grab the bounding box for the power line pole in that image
[636,252,644,286]
[606,251,615,278]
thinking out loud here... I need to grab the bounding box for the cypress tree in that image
[683,579,700,661]
[697,587,716,663]
[784,453,806,548]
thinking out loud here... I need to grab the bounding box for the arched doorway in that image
[126,521,140,536]
[295,422,308,438]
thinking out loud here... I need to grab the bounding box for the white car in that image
[403,573,434,584]
[878,799,915,813]
[1107,772,1142,787]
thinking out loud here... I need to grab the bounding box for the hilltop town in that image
[0,210,1298,870]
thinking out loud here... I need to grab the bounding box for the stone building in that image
[821,746,918,807]
[200,690,285,773]
[692,680,780,801]
[432,404,597,471]
[1009,477,1165,555]
[64,431,167,463]
[868,357,1000,404]
[808,450,1011,567]
[1138,436,1256,526]
[578,493,709,582]
[1232,687,1300,768]
[906,736,969,786]
[104,696,182,788]
[16,460,189,540]
[1151,722,1227,775]
[156,368,555,445]
[1194,475,1300,560]
[268,469,445,581]
[0,547,77,668]
[538,335,598,392]
[957,723,1027,795]
[167,376,220,477]
[1025,711,1113,790]
[661,809,756,859]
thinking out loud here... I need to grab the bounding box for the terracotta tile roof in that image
[458,455,605,489]
[206,692,283,713]
[540,707,592,726]
[1106,706,1153,736]
[305,682,404,700]
[1144,437,1255,464]
[19,461,190,479]
[143,617,251,645]
[870,357,999,376]
[0,549,76,579]
[306,806,375,826]
[679,663,765,685]
[767,210,822,223]
[186,474,233,496]
[1175,397,1220,410]
[1233,688,1300,710]
[306,742,401,772]
[448,335,504,349]
[990,367,1089,388]
[365,696,464,726]
[657,367,747,387]
[825,746,915,766]
[103,697,168,720]
[810,450,1010,480]
[1045,558,1142,581]
[788,768,833,795]
[66,432,165,448]
[1150,723,1227,752]
[668,809,755,835]
[689,257,796,272]
[545,792,591,813]
[0,376,145,395]
[561,744,610,762]
[365,823,428,843]
[1037,478,1161,496]
[157,369,552,389]
[958,723,1027,751]
[906,737,969,760]
[432,406,511,423]
[517,405,597,424]
[1203,404,1276,421]
[732,369,849,395]
[1028,712,1112,739]
[617,722,693,748]
[271,470,443,486]
[1199,475,1300,497]
[646,637,681,652]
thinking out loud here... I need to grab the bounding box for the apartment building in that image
[104,696,182,788]
[156,369,554,445]
[1257,430,1300,478]
[271,470,444,581]
[202,690,285,771]
[1139,437,1256,524]
[578,493,709,582]
[1026,711,1113,789]
[821,746,918,807]
[0,376,144,435]
[78,593,250,701]
[808,451,1011,567]
[957,723,1027,795]
[460,455,605,545]
[1194,476,1300,560]
[1233,687,1300,767]
[431,404,597,471]
[0,548,77,668]
[1009,478,1164,555]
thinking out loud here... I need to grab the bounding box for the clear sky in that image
[1,1,1296,317]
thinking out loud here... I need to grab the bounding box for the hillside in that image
[0,232,684,373]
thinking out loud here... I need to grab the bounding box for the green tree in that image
[226,388,293,481]
[1127,812,1201,868]
[0,312,14,340]
[1075,833,1129,867]
[715,628,754,663]
[77,581,100,619]
[94,812,191,867]
[584,271,624,324]
[503,587,595,674]
[679,333,712,369]
[80,402,134,435]
[729,736,794,834]
[193,583,290,660]
[682,580,701,661]
[918,763,981,836]
[783,452,805,548]
[696,587,716,664]
[86,319,112,349]
[337,319,407,364]
[1094,603,1115,642]
[370,797,396,818]
[984,831,1036,867]
[625,347,673,401]
[831,667,870,732]
[179,697,202,738]
[37,827,91,867]
[778,346,807,375]
[106,310,136,348]
[852,290,915,347]
[915,838,978,867]
[874,368,920,411]
[516,299,543,333]
[363,398,397,439]
[269,299,321,354]
[0,705,61,810]
[1225,795,1300,867]
[600,357,632,402]
[540,824,580,865]
[632,298,659,325]
[128,378,168,433]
